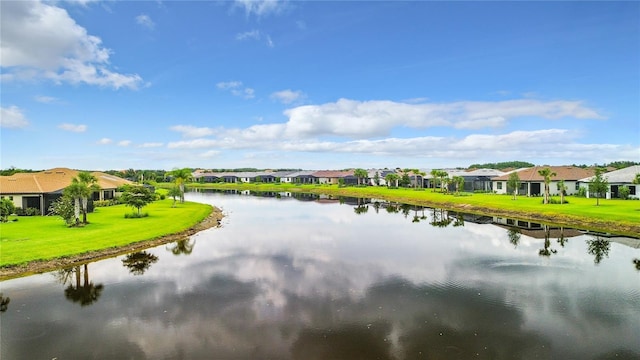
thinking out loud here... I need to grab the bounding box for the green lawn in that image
[170,182,640,235]
[0,199,212,267]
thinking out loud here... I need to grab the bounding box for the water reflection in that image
[166,238,196,256]
[122,251,159,275]
[0,294,9,312]
[57,264,104,306]
[587,237,611,265]
[1,191,639,359]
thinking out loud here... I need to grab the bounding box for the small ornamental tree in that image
[588,167,609,206]
[557,179,567,204]
[49,195,76,226]
[452,176,465,195]
[1,198,16,222]
[538,167,557,205]
[167,186,182,207]
[507,172,521,200]
[120,185,155,216]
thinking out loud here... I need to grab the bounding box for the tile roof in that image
[0,168,132,194]
[579,165,640,183]
[491,166,596,181]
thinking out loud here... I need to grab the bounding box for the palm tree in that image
[385,173,399,188]
[437,170,449,193]
[538,168,556,204]
[171,168,192,203]
[452,176,464,195]
[77,172,99,224]
[63,180,84,225]
[557,179,567,205]
[354,168,368,186]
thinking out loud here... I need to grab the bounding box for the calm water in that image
[1,191,639,359]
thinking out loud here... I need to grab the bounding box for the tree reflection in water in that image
[56,264,104,306]
[586,237,611,265]
[507,228,521,248]
[0,294,9,313]
[122,251,159,275]
[167,238,196,256]
[633,259,640,271]
[538,225,557,257]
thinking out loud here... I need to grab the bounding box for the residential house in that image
[578,165,640,199]
[446,168,505,192]
[491,166,595,196]
[313,170,356,185]
[0,168,132,215]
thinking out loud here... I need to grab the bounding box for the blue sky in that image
[1,0,638,171]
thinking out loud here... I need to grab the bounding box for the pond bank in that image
[0,207,224,281]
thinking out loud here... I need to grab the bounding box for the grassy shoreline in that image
[0,199,218,279]
[177,182,640,236]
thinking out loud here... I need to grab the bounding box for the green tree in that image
[49,195,76,226]
[167,186,182,207]
[452,176,465,195]
[633,173,640,185]
[557,179,567,204]
[63,180,84,225]
[588,167,609,206]
[171,168,192,203]
[0,198,15,222]
[437,170,449,193]
[373,171,380,186]
[354,168,368,186]
[77,172,99,224]
[538,168,556,204]
[618,185,630,200]
[385,173,399,188]
[430,169,440,191]
[507,172,521,200]
[120,185,155,216]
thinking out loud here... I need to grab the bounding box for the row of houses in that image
[195,165,640,199]
[1,165,638,216]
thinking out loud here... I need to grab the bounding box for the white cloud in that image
[118,140,132,147]
[271,89,304,104]
[34,95,58,103]
[281,98,604,139]
[0,106,29,129]
[233,0,288,17]
[266,35,274,48]
[236,30,260,40]
[139,142,164,148]
[97,138,112,145]
[216,81,255,99]
[0,1,143,89]
[170,125,215,138]
[58,123,87,132]
[135,14,155,29]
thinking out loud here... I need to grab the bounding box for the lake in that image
[1,190,639,359]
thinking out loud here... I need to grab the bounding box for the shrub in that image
[618,186,630,200]
[576,187,587,197]
[94,200,118,207]
[124,212,149,219]
[543,197,569,204]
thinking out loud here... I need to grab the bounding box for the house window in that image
[497,182,503,190]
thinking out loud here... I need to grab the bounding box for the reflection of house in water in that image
[447,211,493,224]
[492,217,584,239]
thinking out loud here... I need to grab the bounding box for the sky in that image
[1,0,639,171]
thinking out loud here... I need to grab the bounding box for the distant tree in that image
[430,169,440,191]
[633,173,640,185]
[414,169,426,189]
[538,168,556,204]
[468,161,535,170]
[385,173,399,188]
[0,198,15,222]
[373,171,380,186]
[171,168,192,203]
[557,179,567,204]
[452,176,465,195]
[167,186,182,207]
[588,167,609,206]
[354,168,368,186]
[507,172,521,200]
[120,185,155,216]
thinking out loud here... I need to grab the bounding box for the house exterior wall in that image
[579,183,640,200]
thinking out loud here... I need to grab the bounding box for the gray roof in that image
[579,165,640,183]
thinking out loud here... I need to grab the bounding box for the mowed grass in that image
[181,182,640,232]
[0,199,212,267]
